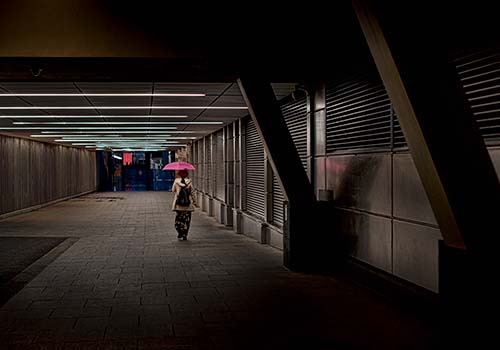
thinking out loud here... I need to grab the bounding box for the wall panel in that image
[0,134,96,216]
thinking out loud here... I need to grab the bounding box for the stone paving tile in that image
[0,192,437,349]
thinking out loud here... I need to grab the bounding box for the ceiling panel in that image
[152,95,217,107]
[196,109,248,118]
[16,96,92,107]
[75,82,152,93]
[89,96,151,106]
[0,82,80,93]
[0,81,297,151]
[155,83,230,95]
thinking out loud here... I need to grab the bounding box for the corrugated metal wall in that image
[455,49,500,145]
[214,129,225,200]
[272,174,285,226]
[326,73,394,153]
[281,98,309,170]
[0,134,96,216]
[205,136,212,194]
[244,117,266,219]
[271,97,308,226]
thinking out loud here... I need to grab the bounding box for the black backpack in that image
[176,183,191,206]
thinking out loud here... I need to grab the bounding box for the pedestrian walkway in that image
[0,192,437,349]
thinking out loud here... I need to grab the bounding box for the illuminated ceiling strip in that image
[0,115,187,119]
[108,149,181,151]
[0,127,177,130]
[31,134,118,138]
[40,130,204,134]
[0,106,247,110]
[74,144,183,147]
[30,135,195,139]
[0,93,205,97]
[54,136,194,140]
[13,121,223,125]
[55,139,181,142]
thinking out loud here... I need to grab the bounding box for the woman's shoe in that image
[182,235,187,240]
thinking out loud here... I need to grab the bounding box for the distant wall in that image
[0,134,96,216]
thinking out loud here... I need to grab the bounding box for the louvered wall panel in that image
[326,74,393,153]
[455,50,500,144]
[245,118,266,219]
[280,97,308,170]
[272,174,285,226]
[206,137,212,194]
[214,130,225,200]
[268,97,307,226]
[196,143,200,189]
[0,134,95,216]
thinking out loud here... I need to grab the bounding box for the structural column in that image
[353,0,500,344]
[238,78,317,270]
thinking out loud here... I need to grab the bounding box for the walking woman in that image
[171,169,196,240]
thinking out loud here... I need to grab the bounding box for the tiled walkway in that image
[0,192,437,349]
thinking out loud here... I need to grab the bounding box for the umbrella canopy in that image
[162,161,196,171]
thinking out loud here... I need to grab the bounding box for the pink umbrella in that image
[161,161,196,171]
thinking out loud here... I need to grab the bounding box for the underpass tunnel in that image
[1,1,499,348]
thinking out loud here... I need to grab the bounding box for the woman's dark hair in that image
[178,170,188,178]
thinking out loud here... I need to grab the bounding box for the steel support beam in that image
[353,0,500,344]
[238,78,317,269]
[353,0,500,252]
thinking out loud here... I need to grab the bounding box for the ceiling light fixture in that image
[0,115,188,119]
[13,121,223,125]
[0,106,247,110]
[0,127,177,130]
[40,130,205,134]
[0,93,205,97]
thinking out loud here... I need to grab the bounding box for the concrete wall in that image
[0,134,96,217]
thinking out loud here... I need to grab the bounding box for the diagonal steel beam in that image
[352,0,500,252]
[237,78,316,206]
[238,78,317,269]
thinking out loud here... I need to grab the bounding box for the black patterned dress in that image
[172,177,196,239]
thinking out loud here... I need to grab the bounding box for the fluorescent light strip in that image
[40,130,205,134]
[0,127,177,130]
[31,134,112,138]
[13,121,223,125]
[75,142,180,145]
[0,115,187,119]
[47,136,194,140]
[55,139,181,142]
[0,106,247,110]
[111,149,179,151]
[75,144,182,147]
[30,135,199,139]
[0,93,205,97]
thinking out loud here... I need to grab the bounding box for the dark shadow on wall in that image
[313,155,383,272]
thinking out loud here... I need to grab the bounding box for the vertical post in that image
[263,151,273,243]
[306,86,313,182]
[239,119,247,212]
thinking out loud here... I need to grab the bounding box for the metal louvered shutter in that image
[197,141,204,192]
[281,98,308,170]
[206,138,212,194]
[455,50,500,144]
[245,118,266,219]
[272,173,285,226]
[326,73,393,153]
[392,109,408,149]
[215,130,224,200]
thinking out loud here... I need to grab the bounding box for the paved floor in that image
[0,192,438,349]
[0,237,67,306]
